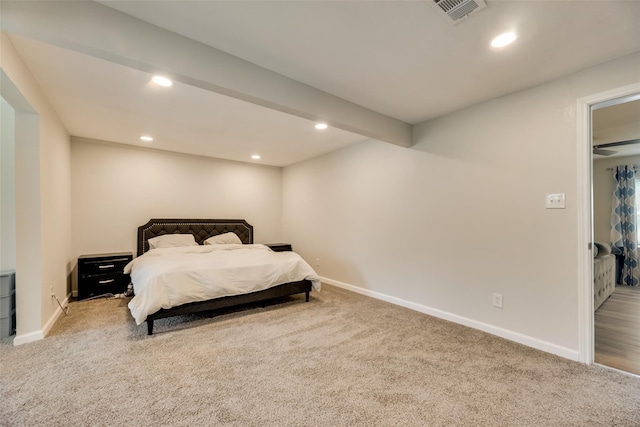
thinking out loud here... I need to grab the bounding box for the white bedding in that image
[125,244,321,325]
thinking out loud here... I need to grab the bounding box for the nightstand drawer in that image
[79,255,131,277]
[78,274,130,299]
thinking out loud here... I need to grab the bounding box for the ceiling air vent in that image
[434,0,487,22]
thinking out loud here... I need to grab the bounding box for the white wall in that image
[0,97,16,272]
[593,155,640,244]
[283,52,640,360]
[39,103,72,328]
[70,139,283,292]
[1,32,72,343]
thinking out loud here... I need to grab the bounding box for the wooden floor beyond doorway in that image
[595,285,640,375]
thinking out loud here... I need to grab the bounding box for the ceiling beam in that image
[1,0,414,148]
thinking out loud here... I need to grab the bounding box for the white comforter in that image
[125,244,321,325]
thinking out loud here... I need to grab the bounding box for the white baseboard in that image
[43,293,70,336]
[13,330,44,346]
[321,276,580,362]
[13,293,70,346]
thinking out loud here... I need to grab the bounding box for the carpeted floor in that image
[1,284,639,426]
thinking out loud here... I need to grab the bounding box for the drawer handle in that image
[98,279,115,284]
[98,264,115,269]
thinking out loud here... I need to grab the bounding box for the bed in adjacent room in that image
[126,219,320,334]
[593,242,615,311]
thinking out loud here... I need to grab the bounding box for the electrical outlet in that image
[315,258,320,267]
[493,293,503,309]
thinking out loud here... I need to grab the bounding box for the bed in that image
[126,219,320,334]
[593,242,615,311]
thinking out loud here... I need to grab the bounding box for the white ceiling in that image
[7,35,366,167]
[97,0,640,123]
[3,0,640,166]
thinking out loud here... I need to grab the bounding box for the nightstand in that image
[265,243,292,252]
[78,252,133,300]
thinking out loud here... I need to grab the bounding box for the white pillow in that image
[148,233,198,250]
[203,232,242,245]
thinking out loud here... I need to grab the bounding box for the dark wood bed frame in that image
[136,219,312,335]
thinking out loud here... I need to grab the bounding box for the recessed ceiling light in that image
[152,75,173,87]
[140,135,154,142]
[251,154,261,160]
[491,32,517,48]
[315,123,328,130]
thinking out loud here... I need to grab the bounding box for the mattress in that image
[125,244,321,324]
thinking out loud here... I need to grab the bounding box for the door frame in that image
[577,82,640,363]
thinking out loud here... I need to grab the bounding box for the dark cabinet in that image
[78,252,132,300]
[0,271,16,337]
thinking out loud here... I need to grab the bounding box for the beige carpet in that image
[1,284,639,426]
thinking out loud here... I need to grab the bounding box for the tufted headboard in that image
[137,219,253,256]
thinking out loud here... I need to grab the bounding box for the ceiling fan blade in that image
[593,148,616,156]
[595,138,640,149]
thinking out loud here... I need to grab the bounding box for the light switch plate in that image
[546,193,566,209]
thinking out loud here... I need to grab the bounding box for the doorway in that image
[591,96,640,375]
[577,82,640,368]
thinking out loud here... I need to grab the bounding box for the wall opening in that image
[577,82,640,364]
[1,69,43,343]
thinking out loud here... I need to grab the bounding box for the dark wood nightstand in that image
[78,252,133,300]
[265,243,292,252]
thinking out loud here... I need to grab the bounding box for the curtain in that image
[610,164,639,286]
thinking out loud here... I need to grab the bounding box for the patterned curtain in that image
[610,165,639,286]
